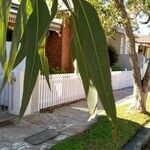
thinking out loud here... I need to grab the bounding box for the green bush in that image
[111,65,122,71]
[40,66,65,75]
[49,66,65,74]
[108,45,119,66]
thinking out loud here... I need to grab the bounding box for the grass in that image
[51,96,150,150]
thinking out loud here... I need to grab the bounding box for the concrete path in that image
[0,87,133,150]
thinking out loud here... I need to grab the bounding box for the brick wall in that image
[61,19,74,73]
[46,31,62,68]
[46,19,74,73]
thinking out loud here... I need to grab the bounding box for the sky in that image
[136,13,150,35]
[138,25,150,35]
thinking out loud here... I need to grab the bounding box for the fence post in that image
[30,75,40,113]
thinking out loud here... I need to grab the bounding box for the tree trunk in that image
[114,0,150,112]
[141,61,150,111]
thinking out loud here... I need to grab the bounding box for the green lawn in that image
[51,96,150,150]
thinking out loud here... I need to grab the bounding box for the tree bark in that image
[114,0,150,112]
[141,61,150,111]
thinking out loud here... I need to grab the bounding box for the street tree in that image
[113,0,150,112]
[87,0,150,112]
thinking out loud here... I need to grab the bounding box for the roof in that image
[135,35,150,44]
[11,0,73,11]
[9,2,63,32]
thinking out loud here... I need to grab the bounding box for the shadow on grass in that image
[51,115,146,150]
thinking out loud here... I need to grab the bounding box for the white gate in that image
[0,73,13,111]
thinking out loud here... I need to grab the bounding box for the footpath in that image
[0,87,133,150]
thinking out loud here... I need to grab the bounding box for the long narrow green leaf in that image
[72,24,97,117]
[39,37,51,88]
[87,81,98,119]
[72,0,116,125]
[5,0,29,80]
[13,0,35,69]
[0,0,11,69]
[38,0,58,88]
[14,0,58,88]
[63,0,98,118]
[13,0,34,69]
[0,0,33,93]
[19,0,50,118]
[72,34,90,95]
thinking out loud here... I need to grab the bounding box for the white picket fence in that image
[32,71,133,112]
[37,74,85,111]
[6,71,134,116]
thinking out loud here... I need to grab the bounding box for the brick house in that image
[8,2,74,73]
[46,18,74,73]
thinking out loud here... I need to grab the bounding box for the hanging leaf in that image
[0,0,33,93]
[5,0,30,79]
[87,81,98,120]
[14,0,58,89]
[71,0,116,127]
[19,0,51,118]
[38,0,58,88]
[72,30,98,118]
[0,0,11,69]
[38,37,51,88]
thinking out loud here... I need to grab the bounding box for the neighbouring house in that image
[108,26,147,71]
[5,1,74,74]
[135,35,150,59]
[107,26,127,55]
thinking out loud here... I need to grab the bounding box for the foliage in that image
[0,0,116,136]
[108,45,119,67]
[51,96,150,150]
[0,0,11,69]
[111,65,122,71]
[87,0,119,39]
[49,66,65,74]
[40,66,65,74]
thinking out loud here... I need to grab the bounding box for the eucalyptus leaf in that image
[19,0,51,118]
[5,0,29,81]
[72,0,116,128]
[0,0,11,69]
[38,0,58,88]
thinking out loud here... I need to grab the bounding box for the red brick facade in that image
[46,19,74,73]
[46,31,62,68]
[61,20,74,72]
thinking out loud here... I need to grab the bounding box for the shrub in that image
[107,45,119,66]
[111,65,122,71]
[49,66,65,74]
[40,66,65,75]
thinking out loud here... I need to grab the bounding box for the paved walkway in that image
[0,87,133,150]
